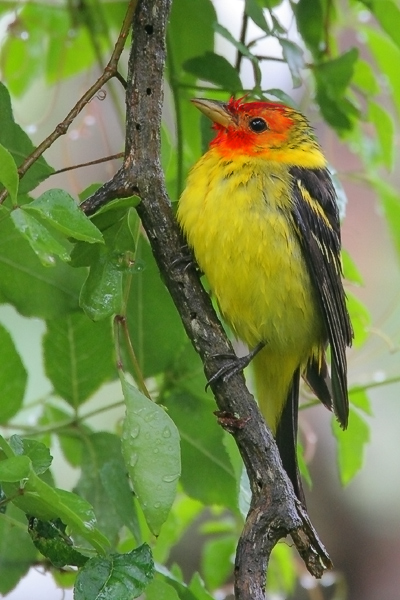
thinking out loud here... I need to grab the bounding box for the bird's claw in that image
[205,342,265,390]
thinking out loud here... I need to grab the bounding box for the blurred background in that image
[1,0,400,598]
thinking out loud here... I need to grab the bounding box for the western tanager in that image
[177,97,353,502]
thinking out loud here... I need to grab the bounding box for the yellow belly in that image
[178,149,324,430]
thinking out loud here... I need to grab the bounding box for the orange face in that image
[192,97,314,161]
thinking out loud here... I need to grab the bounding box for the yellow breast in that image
[178,149,323,360]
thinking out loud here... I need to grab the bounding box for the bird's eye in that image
[249,117,268,133]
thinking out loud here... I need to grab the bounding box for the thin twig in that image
[0,0,138,204]
[51,152,124,176]
[236,12,249,72]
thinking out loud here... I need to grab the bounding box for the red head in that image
[192,97,324,166]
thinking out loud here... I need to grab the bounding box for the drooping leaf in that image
[121,379,181,536]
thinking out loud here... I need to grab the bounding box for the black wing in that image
[289,166,353,429]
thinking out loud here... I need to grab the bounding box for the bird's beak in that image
[191,98,234,128]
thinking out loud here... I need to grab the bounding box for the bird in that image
[177,96,353,503]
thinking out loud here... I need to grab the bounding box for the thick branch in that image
[81,0,332,597]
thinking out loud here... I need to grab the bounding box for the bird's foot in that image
[206,342,265,390]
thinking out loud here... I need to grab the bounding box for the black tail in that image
[275,368,306,505]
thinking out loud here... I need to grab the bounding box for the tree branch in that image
[81,0,333,597]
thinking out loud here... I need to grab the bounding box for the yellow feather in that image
[178,149,324,433]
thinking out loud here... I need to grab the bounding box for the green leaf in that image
[333,408,370,485]
[370,179,400,259]
[267,543,296,595]
[164,391,237,511]
[121,379,181,536]
[0,324,27,423]
[43,312,115,407]
[146,578,181,600]
[0,455,31,481]
[127,238,187,377]
[80,248,124,320]
[39,404,84,467]
[365,27,400,118]
[28,517,88,568]
[245,0,270,33]
[316,49,359,95]
[0,206,85,318]
[368,101,394,170]
[75,432,140,544]
[0,505,37,595]
[0,83,53,194]
[295,0,323,57]
[279,39,304,88]
[25,189,104,243]
[341,249,363,285]
[213,23,262,87]
[349,388,372,416]
[3,468,110,553]
[346,291,370,348]
[202,534,236,590]
[0,143,18,203]
[352,58,379,95]
[156,566,200,600]
[11,207,71,266]
[168,0,216,82]
[297,441,312,488]
[74,544,154,600]
[362,0,400,51]
[188,573,215,600]
[315,49,359,131]
[167,0,216,195]
[183,52,242,91]
[9,436,53,475]
[152,495,203,564]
